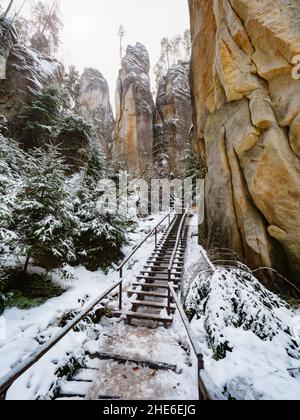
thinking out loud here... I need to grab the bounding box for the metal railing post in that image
[198,356,207,401]
[167,270,171,316]
[119,268,123,311]
[155,226,157,248]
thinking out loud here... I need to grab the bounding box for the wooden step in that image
[132,282,178,290]
[147,257,184,262]
[151,253,184,258]
[153,249,184,253]
[127,290,168,298]
[143,265,182,270]
[130,300,175,310]
[139,270,181,277]
[120,311,173,324]
[137,276,180,282]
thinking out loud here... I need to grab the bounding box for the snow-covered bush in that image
[185,267,300,361]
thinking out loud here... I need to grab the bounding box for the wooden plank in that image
[143,266,182,271]
[127,290,167,298]
[136,276,180,282]
[117,311,173,323]
[139,270,181,277]
[130,300,176,310]
[132,282,178,290]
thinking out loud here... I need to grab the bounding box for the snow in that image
[2,209,300,400]
[0,212,169,400]
[183,213,300,400]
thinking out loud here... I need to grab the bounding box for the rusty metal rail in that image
[0,210,174,400]
[0,279,123,400]
[168,283,208,400]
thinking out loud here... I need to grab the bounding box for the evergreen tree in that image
[56,114,91,171]
[181,142,206,180]
[61,65,81,113]
[74,144,128,271]
[9,144,77,274]
[19,86,60,148]
[0,134,24,257]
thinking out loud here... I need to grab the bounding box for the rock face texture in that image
[0,17,17,79]
[0,41,62,126]
[114,43,155,176]
[77,68,114,158]
[189,0,300,289]
[154,61,192,177]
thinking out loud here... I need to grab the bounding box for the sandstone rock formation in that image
[0,39,62,126]
[154,61,192,177]
[0,17,17,79]
[189,0,300,289]
[77,68,114,158]
[114,43,155,176]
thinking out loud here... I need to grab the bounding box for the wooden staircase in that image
[124,214,188,328]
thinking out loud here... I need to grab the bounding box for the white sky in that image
[5,0,190,105]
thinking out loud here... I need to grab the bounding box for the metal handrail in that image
[166,207,189,316]
[168,206,189,276]
[116,209,175,310]
[0,278,123,400]
[117,210,174,273]
[0,210,175,399]
[168,283,208,401]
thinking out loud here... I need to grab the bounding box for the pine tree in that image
[19,86,60,148]
[56,114,91,171]
[9,144,77,274]
[74,144,128,271]
[181,142,206,180]
[61,65,80,113]
[0,134,24,257]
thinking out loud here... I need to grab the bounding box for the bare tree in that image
[153,30,192,92]
[118,24,126,64]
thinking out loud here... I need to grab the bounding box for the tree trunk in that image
[1,0,14,19]
[23,253,31,276]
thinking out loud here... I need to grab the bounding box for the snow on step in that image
[58,381,91,398]
[85,359,194,401]
[71,369,97,382]
[83,356,101,370]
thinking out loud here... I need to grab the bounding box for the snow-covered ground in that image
[183,213,300,400]
[2,210,300,400]
[0,212,170,400]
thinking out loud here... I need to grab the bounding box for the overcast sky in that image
[5,0,190,105]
